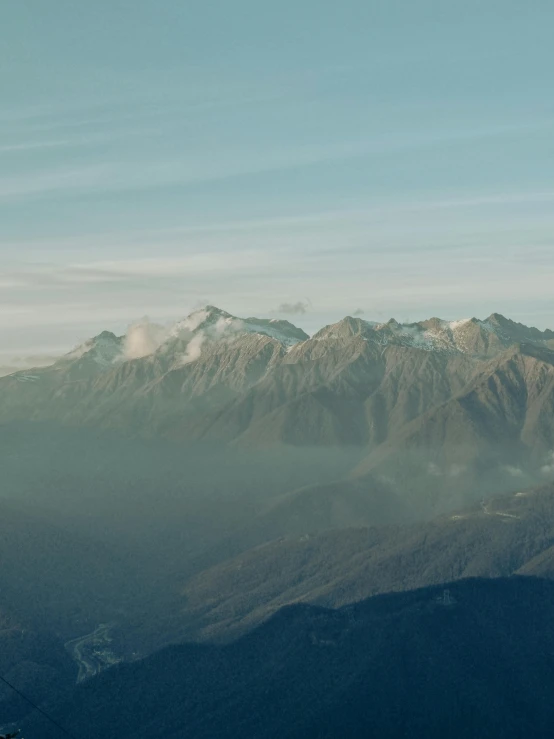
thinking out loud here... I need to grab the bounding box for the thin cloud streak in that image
[0,164,109,200]
[2,120,553,203]
[0,84,295,137]
[0,130,151,155]
[0,139,77,153]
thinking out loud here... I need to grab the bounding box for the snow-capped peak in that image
[448,318,472,330]
[168,306,308,347]
[56,309,554,371]
[170,305,234,336]
[63,331,122,366]
[313,313,554,357]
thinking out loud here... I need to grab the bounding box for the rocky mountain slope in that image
[5,308,554,737]
[3,307,553,435]
[3,307,554,518]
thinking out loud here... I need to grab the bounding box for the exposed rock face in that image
[2,307,554,515]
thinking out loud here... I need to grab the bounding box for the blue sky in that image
[1,0,554,356]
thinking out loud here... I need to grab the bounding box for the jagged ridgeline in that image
[4,307,554,738]
[2,306,554,518]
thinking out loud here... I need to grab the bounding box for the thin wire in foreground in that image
[0,674,79,739]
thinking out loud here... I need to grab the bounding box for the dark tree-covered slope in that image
[27,578,554,739]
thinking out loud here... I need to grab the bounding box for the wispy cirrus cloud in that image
[0,139,79,154]
[3,113,554,203]
[0,164,110,200]
[0,130,139,155]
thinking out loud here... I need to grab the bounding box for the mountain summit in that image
[315,313,554,357]
[2,309,554,520]
[176,305,309,346]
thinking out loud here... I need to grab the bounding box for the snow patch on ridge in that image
[169,307,305,348]
[448,318,471,330]
[65,333,122,367]
[241,320,302,347]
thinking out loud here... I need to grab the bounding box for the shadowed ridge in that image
[27,577,554,739]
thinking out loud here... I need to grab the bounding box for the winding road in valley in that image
[65,623,119,683]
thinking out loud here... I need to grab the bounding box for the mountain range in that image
[4,306,554,736]
[3,306,554,521]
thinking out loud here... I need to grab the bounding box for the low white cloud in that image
[214,316,245,335]
[124,319,169,359]
[175,311,259,366]
[172,309,209,334]
[121,308,252,367]
[540,451,554,477]
[179,333,206,365]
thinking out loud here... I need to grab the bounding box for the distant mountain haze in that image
[5,2,554,736]
[2,306,554,521]
[3,334,554,734]
[173,482,554,643]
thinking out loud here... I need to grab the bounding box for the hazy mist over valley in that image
[4,306,554,735]
[3,2,554,738]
